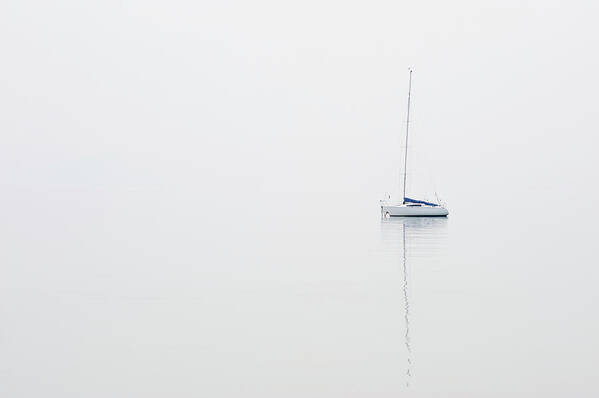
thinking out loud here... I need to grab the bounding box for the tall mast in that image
[402,69,413,204]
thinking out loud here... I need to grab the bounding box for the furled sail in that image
[404,197,439,207]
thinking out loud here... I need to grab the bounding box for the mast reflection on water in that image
[380,217,448,387]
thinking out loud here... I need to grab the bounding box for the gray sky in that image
[2,0,598,204]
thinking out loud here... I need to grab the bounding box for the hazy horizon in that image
[2,1,599,396]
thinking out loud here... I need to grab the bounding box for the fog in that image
[1,1,598,396]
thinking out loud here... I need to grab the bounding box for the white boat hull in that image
[381,203,448,217]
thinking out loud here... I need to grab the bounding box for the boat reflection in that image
[380,217,448,387]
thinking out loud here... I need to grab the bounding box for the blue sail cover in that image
[404,197,439,207]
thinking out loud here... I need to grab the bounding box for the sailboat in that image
[381,69,449,217]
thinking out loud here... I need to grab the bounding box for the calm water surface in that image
[1,188,598,397]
